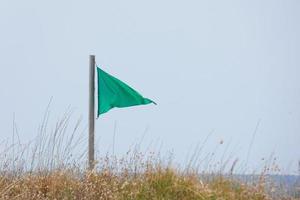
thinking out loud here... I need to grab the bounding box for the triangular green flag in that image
[97,67,156,116]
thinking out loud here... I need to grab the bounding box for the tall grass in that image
[0,110,299,199]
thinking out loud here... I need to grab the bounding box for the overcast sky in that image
[0,0,299,174]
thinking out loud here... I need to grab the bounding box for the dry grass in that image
[0,152,298,200]
[0,165,271,200]
[0,109,298,200]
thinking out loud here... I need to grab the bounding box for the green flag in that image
[97,67,155,116]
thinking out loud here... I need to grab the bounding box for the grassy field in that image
[0,166,271,199]
[0,156,299,200]
[0,111,298,199]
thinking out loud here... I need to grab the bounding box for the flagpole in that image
[88,55,95,170]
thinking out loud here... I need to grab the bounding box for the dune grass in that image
[0,161,271,200]
[0,109,298,199]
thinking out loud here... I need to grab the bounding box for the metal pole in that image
[88,55,95,170]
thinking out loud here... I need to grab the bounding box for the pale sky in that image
[0,0,299,174]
